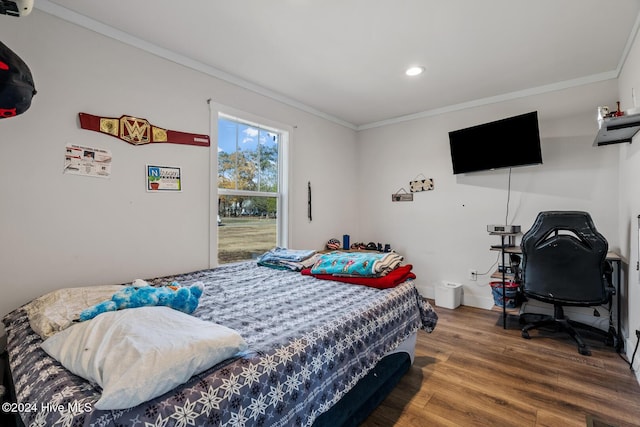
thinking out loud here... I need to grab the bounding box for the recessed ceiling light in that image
[405,66,425,77]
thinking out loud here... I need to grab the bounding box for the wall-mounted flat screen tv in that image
[448,111,542,174]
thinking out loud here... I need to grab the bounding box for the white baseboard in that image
[419,284,495,310]
[461,294,495,310]
[420,285,435,300]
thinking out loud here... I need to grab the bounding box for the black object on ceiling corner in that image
[0,0,33,18]
[0,40,36,119]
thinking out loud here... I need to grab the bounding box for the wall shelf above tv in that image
[594,113,640,146]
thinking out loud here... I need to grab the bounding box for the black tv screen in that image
[448,111,542,174]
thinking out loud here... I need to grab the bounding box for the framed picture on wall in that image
[146,165,181,192]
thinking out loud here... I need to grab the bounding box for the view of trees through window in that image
[217,116,280,264]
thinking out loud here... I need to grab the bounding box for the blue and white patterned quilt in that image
[2,261,437,427]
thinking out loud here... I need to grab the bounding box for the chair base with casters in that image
[519,304,616,356]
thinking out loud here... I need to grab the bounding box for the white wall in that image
[617,26,640,376]
[357,81,621,309]
[0,10,359,317]
[0,9,633,349]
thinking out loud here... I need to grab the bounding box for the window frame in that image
[209,102,290,267]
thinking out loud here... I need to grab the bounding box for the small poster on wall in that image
[146,165,182,192]
[64,143,112,178]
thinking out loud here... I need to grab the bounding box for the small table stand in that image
[489,231,520,329]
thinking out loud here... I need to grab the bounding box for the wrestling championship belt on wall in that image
[78,113,210,147]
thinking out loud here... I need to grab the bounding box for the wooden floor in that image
[361,302,640,427]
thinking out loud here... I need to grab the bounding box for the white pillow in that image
[25,285,124,339]
[41,306,247,410]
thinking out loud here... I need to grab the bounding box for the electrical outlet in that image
[469,269,478,281]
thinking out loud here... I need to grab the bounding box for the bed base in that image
[2,329,417,427]
[1,351,21,427]
[2,349,413,427]
[314,330,416,426]
[2,350,412,427]
[313,351,411,426]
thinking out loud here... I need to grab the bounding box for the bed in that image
[2,260,437,426]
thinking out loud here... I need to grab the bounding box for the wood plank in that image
[361,303,640,427]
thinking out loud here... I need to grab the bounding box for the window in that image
[214,112,288,265]
[218,117,279,193]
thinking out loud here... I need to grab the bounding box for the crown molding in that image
[35,0,357,130]
[356,71,619,131]
[36,1,640,133]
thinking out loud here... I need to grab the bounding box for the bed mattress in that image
[2,261,437,426]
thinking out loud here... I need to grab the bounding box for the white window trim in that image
[208,101,291,267]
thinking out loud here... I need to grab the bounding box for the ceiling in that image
[36,0,640,129]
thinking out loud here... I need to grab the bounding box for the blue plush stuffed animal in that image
[79,280,205,322]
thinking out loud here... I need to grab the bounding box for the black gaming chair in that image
[519,211,615,356]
